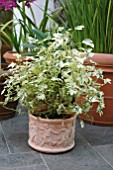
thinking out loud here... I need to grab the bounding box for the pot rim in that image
[29,113,77,124]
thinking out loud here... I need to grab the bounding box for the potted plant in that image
[0,0,53,120]
[0,40,18,120]
[2,28,108,153]
[54,0,113,125]
[0,0,50,64]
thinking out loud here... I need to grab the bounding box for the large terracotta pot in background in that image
[3,51,26,64]
[0,63,18,120]
[79,53,113,126]
[28,114,76,153]
[3,51,33,64]
[89,53,113,66]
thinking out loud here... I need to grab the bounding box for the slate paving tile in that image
[0,152,46,169]
[93,144,113,168]
[76,119,113,146]
[74,132,90,147]
[42,146,106,167]
[0,165,48,170]
[42,159,113,170]
[1,109,113,170]
[0,124,9,154]
[1,114,32,153]
[41,133,110,168]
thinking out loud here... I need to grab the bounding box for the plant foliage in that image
[2,28,110,119]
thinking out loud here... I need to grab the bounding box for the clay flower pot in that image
[3,51,26,64]
[80,53,113,126]
[89,53,113,66]
[0,63,18,120]
[3,51,33,64]
[28,114,76,153]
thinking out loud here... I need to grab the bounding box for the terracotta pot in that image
[3,51,27,64]
[79,53,113,126]
[28,114,76,153]
[1,44,12,63]
[0,63,18,120]
[88,53,113,66]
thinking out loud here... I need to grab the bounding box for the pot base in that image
[28,139,75,153]
[0,110,16,120]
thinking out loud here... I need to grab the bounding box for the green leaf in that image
[31,29,47,40]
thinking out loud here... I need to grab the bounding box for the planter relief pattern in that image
[28,114,76,153]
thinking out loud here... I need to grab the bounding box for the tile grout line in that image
[84,131,113,170]
[92,146,113,169]
[40,153,51,170]
[77,132,113,169]
[0,164,49,170]
[0,123,11,154]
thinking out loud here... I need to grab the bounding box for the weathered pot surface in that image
[28,114,76,153]
[85,53,113,66]
[3,51,33,64]
[81,53,113,126]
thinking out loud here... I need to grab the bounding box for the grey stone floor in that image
[0,108,113,170]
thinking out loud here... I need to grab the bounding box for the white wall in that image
[13,0,54,50]
[14,0,54,28]
[29,0,54,26]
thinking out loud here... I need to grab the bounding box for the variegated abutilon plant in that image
[1,27,111,121]
[0,0,50,53]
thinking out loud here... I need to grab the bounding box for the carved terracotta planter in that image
[79,53,113,126]
[28,114,76,153]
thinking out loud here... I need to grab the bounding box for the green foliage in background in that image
[0,0,50,53]
[57,0,113,53]
[2,28,109,119]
